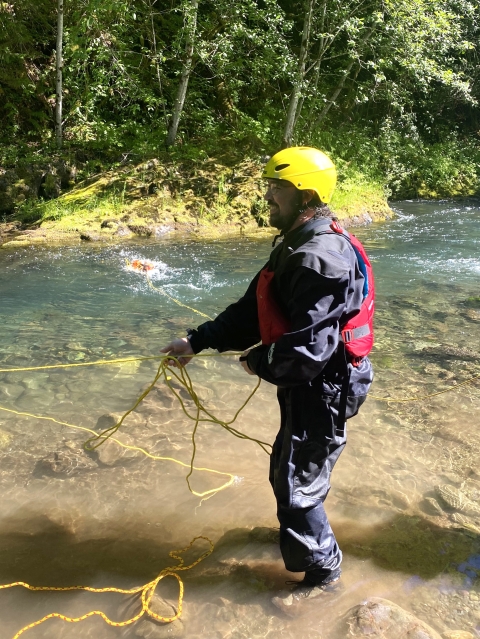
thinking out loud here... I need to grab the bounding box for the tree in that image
[166,0,199,147]
[282,0,315,147]
[55,0,64,149]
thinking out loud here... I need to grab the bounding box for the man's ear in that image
[302,189,316,207]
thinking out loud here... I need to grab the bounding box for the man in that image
[160,146,374,612]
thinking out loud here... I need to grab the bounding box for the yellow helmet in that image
[262,146,337,204]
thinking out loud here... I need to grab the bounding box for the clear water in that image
[0,200,479,638]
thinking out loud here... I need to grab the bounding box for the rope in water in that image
[125,258,213,321]
[0,535,213,639]
[0,263,259,638]
[0,353,269,496]
[0,403,236,498]
[0,352,262,639]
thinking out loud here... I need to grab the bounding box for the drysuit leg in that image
[270,384,364,578]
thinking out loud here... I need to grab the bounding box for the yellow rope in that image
[125,258,213,320]
[0,351,234,374]
[0,404,235,498]
[369,372,480,403]
[0,536,213,639]
[0,352,269,496]
[0,267,254,639]
[146,275,213,320]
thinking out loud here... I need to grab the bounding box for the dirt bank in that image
[0,154,392,248]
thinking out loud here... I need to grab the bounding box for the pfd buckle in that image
[341,329,353,343]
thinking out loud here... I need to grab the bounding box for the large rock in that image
[0,161,77,214]
[95,413,120,431]
[346,597,443,638]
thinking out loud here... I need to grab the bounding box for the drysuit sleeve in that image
[187,271,262,353]
[245,263,357,386]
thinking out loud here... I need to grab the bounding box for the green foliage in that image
[0,0,479,202]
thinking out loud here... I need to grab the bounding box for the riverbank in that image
[0,154,392,248]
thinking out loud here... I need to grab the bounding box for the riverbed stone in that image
[346,597,443,638]
[36,447,98,477]
[0,383,24,401]
[422,497,445,516]
[443,633,475,639]
[131,595,184,638]
[0,429,12,449]
[94,434,139,466]
[95,413,120,431]
[80,231,101,241]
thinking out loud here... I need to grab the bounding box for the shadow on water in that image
[0,514,477,592]
[0,515,477,637]
[0,512,184,587]
[336,514,479,579]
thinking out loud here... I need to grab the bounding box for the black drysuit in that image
[188,217,373,579]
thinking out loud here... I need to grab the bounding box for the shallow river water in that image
[0,200,479,639]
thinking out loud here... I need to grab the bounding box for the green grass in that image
[330,172,391,221]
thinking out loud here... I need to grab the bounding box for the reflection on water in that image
[0,200,479,638]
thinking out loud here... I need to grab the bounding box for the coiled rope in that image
[0,535,213,639]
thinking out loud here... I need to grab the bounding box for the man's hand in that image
[240,349,256,375]
[160,338,194,368]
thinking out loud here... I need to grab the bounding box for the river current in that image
[0,200,479,638]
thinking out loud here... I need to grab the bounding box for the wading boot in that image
[271,568,342,617]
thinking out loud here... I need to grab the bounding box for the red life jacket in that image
[256,221,375,363]
[256,268,292,345]
[329,220,375,363]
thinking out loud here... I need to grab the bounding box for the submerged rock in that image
[435,485,480,517]
[422,497,444,517]
[120,594,184,638]
[346,597,442,638]
[443,633,475,639]
[36,446,98,477]
[94,434,139,466]
[0,429,12,449]
[95,412,120,431]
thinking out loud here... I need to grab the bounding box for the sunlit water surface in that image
[0,200,479,638]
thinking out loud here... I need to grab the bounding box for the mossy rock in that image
[465,296,480,308]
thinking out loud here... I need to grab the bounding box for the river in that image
[0,200,479,638]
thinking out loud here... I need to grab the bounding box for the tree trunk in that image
[165,0,199,147]
[55,0,64,149]
[294,0,327,132]
[148,0,168,133]
[281,0,315,148]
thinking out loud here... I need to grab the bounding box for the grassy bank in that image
[1,152,392,248]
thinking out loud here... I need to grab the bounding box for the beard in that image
[268,195,305,233]
[268,205,283,230]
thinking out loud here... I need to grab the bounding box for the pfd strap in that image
[341,324,370,343]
